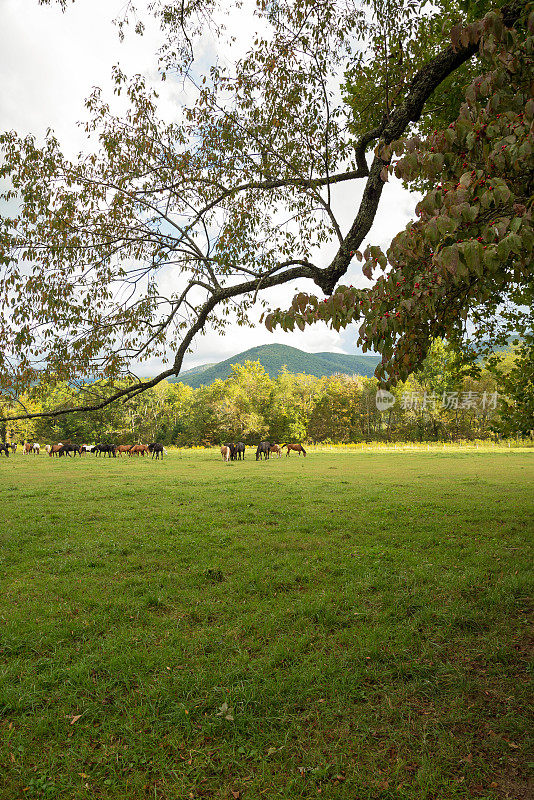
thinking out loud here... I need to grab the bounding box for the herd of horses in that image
[0,441,165,459]
[220,442,307,462]
[1,440,307,462]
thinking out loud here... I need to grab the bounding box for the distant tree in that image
[212,361,272,442]
[268,369,317,443]
[166,382,194,445]
[491,342,534,436]
[308,376,363,442]
[32,382,130,443]
[187,381,229,445]
[414,339,465,395]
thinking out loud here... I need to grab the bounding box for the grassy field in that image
[0,448,532,800]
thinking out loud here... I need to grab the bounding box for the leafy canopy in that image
[1,0,529,421]
[268,4,533,385]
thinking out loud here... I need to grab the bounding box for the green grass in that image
[0,449,532,800]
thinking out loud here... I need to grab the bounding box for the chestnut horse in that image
[220,445,230,462]
[115,444,134,456]
[224,443,238,460]
[284,444,307,457]
[129,444,149,457]
[270,444,282,458]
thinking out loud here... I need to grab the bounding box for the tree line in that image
[2,341,531,446]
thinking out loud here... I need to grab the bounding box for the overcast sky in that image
[1,0,420,372]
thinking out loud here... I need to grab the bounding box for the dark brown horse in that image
[148,443,164,460]
[256,442,270,460]
[94,444,116,457]
[60,443,80,457]
[284,444,307,457]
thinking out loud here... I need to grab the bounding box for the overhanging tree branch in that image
[0,2,524,423]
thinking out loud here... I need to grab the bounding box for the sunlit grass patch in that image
[0,449,532,799]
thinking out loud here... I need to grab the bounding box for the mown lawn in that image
[0,449,532,800]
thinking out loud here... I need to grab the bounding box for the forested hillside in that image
[171,345,381,387]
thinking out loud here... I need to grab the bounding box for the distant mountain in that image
[177,362,216,379]
[169,344,380,388]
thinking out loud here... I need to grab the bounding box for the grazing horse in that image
[9,443,17,453]
[0,443,10,457]
[284,444,307,457]
[60,443,80,457]
[79,445,96,455]
[94,444,116,457]
[129,444,149,457]
[32,443,40,454]
[115,444,133,457]
[148,443,164,460]
[49,444,64,457]
[270,444,282,458]
[224,443,238,461]
[256,441,271,461]
[23,442,32,455]
[220,445,231,462]
[235,442,245,460]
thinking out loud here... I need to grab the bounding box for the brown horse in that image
[129,444,149,457]
[270,444,282,458]
[220,445,231,462]
[284,444,307,457]
[49,444,64,457]
[115,445,133,457]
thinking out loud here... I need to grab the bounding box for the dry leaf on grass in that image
[216,701,234,721]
